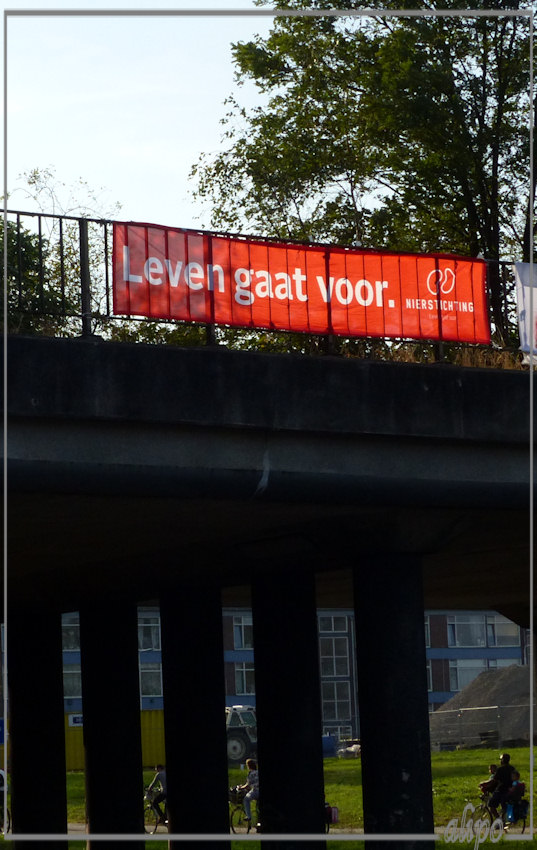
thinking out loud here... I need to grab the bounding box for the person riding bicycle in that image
[504,770,527,826]
[478,764,497,794]
[147,764,167,824]
[238,758,259,826]
[489,753,515,820]
[506,771,525,802]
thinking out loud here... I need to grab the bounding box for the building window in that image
[319,615,348,633]
[424,615,430,648]
[488,659,518,670]
[447,615,486,648]
[323,725,352,740]
[138,613,161,651]
[235,662,255,694]
[233,616,253,650]
[449,659,487,691]
[320,637,349,677]
[63,663,82,698]
[426,660,432,691]
[62,613,80,651]
[140,662,162,697]
[322,681,351,721]
[486,615,520,647]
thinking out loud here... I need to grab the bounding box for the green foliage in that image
[4,167,122,338]
[107,319,211,348]
[192,0,532,341]
[1,218,79,336]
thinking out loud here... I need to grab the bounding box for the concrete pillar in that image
[353,555,435,849]
[79,601,143,845]
[7,605,67,844]
[159,584,229,840]
[251,565,326,840]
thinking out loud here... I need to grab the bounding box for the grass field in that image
[1,749,531,847]
[60,746,534,834]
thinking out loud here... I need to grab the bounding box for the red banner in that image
[113,222,490,344]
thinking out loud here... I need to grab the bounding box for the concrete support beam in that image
[79,601,143,845]
[252,566,326,842]
[7,606,67,845]
[160,585,229,841]
[353,556,435,850]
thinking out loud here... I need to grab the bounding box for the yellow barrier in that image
[64,711,165,771]
[65,715,85,771]
[141,710,165,767]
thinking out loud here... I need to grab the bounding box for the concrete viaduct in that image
[4,333,534,848]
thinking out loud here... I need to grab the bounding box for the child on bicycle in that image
[238,758,259,825]
[478,764,497,794]
[507,770,525,802]
[504,770,527,826]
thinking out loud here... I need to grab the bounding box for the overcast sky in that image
[5,1,274,229]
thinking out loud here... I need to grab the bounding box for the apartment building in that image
[425,611,528,710]
[62,607,528,745]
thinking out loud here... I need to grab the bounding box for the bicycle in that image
[503,798,528,833]
[325,802,338,833]
[471,793,496,834]
[229,786,331,834]
[143,787,167,834]
[229,786,260,833]
[471,794,527,835]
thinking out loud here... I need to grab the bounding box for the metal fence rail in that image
[4,209,113,336]
[429,704,534,750]
[2,208,523,358]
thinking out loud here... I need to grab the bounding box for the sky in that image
[5,1,275,230]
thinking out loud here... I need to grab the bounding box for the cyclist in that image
[147,764,167,824]
[507,770,525,802]
[238,758,259,827]
[489,754,515,820]
[478,764,497,794]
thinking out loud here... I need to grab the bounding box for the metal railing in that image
[2,208,523,362]
[429,704,534,750]
[4,209,113,337]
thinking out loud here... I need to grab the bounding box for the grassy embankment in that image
[3,747,532,848]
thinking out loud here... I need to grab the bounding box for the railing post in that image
[205,323,217,345]
[79,218,92,337]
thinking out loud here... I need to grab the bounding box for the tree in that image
[1,218,80,336]
[4,168,120,337]
[192,0,533,344]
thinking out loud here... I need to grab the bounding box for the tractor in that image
[226,705,257,764]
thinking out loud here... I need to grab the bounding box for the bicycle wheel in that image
[144,803,159,834]
[5,808,10,833]
[472,805,492,835]
[230,805,251,833]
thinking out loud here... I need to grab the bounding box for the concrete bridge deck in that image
[5,334,533,624]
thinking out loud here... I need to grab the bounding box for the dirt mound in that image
[430,665,535,749]
[440,665,534,710]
